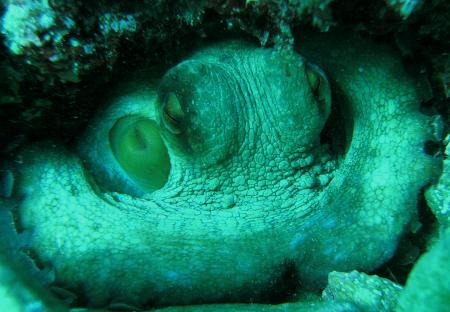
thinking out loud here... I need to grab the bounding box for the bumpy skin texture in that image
[3,32,441,309]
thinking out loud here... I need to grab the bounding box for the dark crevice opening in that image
[424,140,442,156]
[258,260,301,304]
[319,81,354,160]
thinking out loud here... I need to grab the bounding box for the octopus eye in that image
[162,92,185,134]
[109,116,170,192]
[306,65,323,98]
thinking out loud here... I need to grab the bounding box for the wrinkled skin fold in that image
[0,32,442,310]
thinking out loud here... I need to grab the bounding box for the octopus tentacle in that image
[294,31,442,286]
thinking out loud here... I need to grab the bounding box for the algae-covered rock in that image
[323,271,403,312]
[425,134,450,236]
[397,228,450,312]
[0,254,64,312]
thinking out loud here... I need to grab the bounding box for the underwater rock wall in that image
[0,0,448,152]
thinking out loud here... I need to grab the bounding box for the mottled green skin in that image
[1,32,441,310]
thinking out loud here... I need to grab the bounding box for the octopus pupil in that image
[164,110,180,124]
[313,77,321,97]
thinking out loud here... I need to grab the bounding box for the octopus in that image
[0,30,443,311]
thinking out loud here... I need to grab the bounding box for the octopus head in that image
[87,44,332,201]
